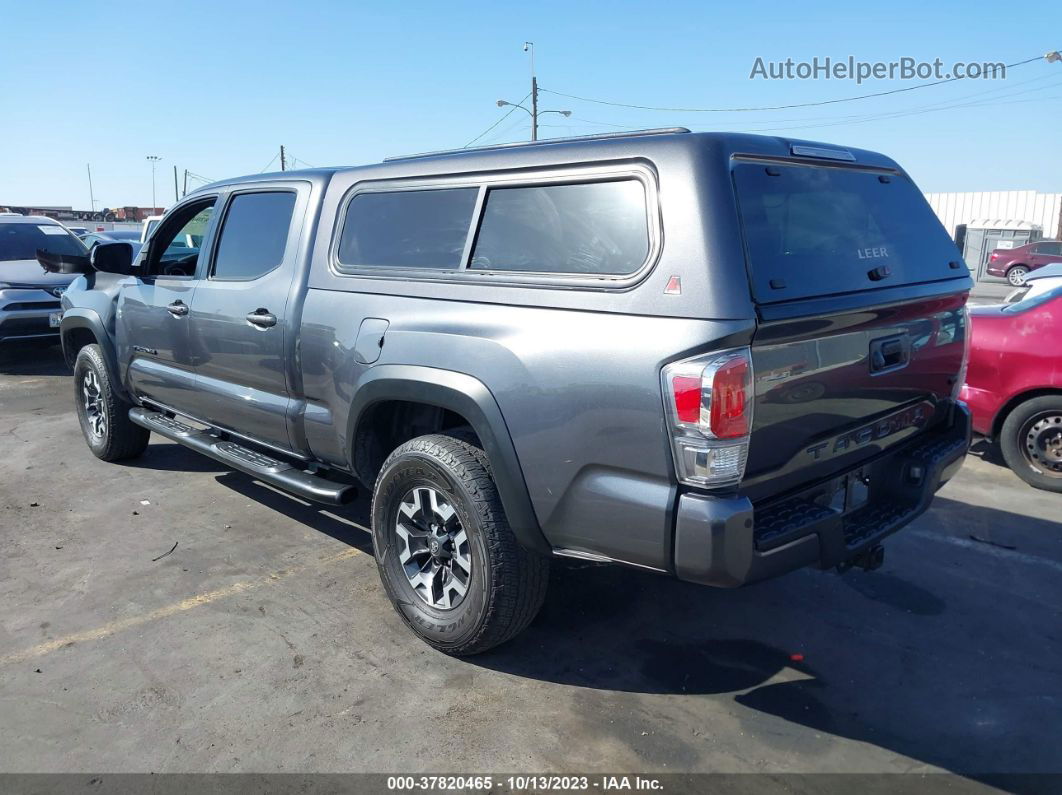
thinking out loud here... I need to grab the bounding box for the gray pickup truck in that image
[50,129,972,654]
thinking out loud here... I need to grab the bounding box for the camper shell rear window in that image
[733,161,962,303]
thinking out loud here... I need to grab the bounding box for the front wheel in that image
[1006,265,1030,286]
[999,396,1062,493]
[73,344,150,461]
[370,433,549,655]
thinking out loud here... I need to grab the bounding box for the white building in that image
[925,190,1062,242]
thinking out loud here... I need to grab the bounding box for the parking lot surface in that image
[1,341,1060,787]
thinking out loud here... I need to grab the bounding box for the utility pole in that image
[182,169,188,198]
[525,42,537,141]
[280,145,286,171]
[146,155,161,210]
[173,166,179,203]
[86,163,96,211]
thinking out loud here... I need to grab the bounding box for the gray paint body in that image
[59,131,972,578]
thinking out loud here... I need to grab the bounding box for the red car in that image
[986,240,1062,286]
[960,285,1062,491]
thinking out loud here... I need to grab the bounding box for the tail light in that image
[661,347,754,489]
[989,252,999,262]
[953,306,971,401]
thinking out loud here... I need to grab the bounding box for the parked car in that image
[1004,262,1062,303]
[0,215,85,345]
[986,240,1062,286]
[961,286,1062,492]
[51,130,972,654]
[140,214,162,243]
[81,231,144,260]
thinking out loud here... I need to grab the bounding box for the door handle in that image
[246,308,277,328]
[166,300,189,317]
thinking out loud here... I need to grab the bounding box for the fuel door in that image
[354,317,389,364]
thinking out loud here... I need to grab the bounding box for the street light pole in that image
[495,96,571,143]
[524,42,537,141]
[86,163,96,212]
[146,155,161,210]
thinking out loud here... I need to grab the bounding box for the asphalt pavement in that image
[0,339,1059,792]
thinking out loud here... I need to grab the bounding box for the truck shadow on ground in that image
[122,440,233,473]
[0,343,68,376]
[114,453,1060,784]
[214,470,375,555]
[466,498,1062,785]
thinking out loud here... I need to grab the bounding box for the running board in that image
[129,408,357,506]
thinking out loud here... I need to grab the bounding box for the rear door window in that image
[469,180,648,275]
[212,191,296,280]
[733,163,961,303]
[337,188,478,270]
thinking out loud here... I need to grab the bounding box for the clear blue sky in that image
[2,0,1060,209]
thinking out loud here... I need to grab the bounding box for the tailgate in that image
[742,291,967,500]
[731,153,971,501]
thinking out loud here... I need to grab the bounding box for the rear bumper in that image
[958,384,995,437]
[673,401,971,587]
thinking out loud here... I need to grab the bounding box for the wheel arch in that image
[60,309,130,400]
[991,388,1062,439]
[348,365,550,554]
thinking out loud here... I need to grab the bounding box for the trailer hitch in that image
[837,544,885,574]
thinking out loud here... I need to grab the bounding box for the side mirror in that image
[90,242,136,275]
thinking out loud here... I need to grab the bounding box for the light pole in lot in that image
[495,98,572,142]
[146,155,162,210]
[495,42,572,142]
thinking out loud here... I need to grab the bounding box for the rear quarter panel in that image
[299,289,751,570]
[963,304,1062,436]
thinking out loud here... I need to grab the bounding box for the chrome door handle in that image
[246,309,277,328]
[166,300,188,317]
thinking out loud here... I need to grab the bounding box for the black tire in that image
[999,395,1062,493]
[73,344,150,461]
[370,433,548,656]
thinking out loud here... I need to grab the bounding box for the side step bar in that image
[129,408,357,506]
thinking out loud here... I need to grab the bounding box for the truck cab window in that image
[144,200,215,278]
[211,192,296,280]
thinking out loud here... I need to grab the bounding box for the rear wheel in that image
[999,396,1062,493]
[74,344,150,461]
[370,433,549,655]
[1006,265,1030,286]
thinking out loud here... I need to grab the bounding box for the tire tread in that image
[75,344,150,461]
[372,432,548,655]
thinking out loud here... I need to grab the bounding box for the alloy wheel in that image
[1007,267,1029,286]
[394,486,472,609]
[81,369,107,439]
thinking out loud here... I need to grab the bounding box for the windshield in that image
[0,223,88,262]
[733,162,963,303]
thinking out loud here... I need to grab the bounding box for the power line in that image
[478,115,531,146]
[731,75,1062,133]
[259,152,279,172]
[541,72,1062,136]
[184,170,215,186]
[463,92,531,148]
[539,52,1052,113]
